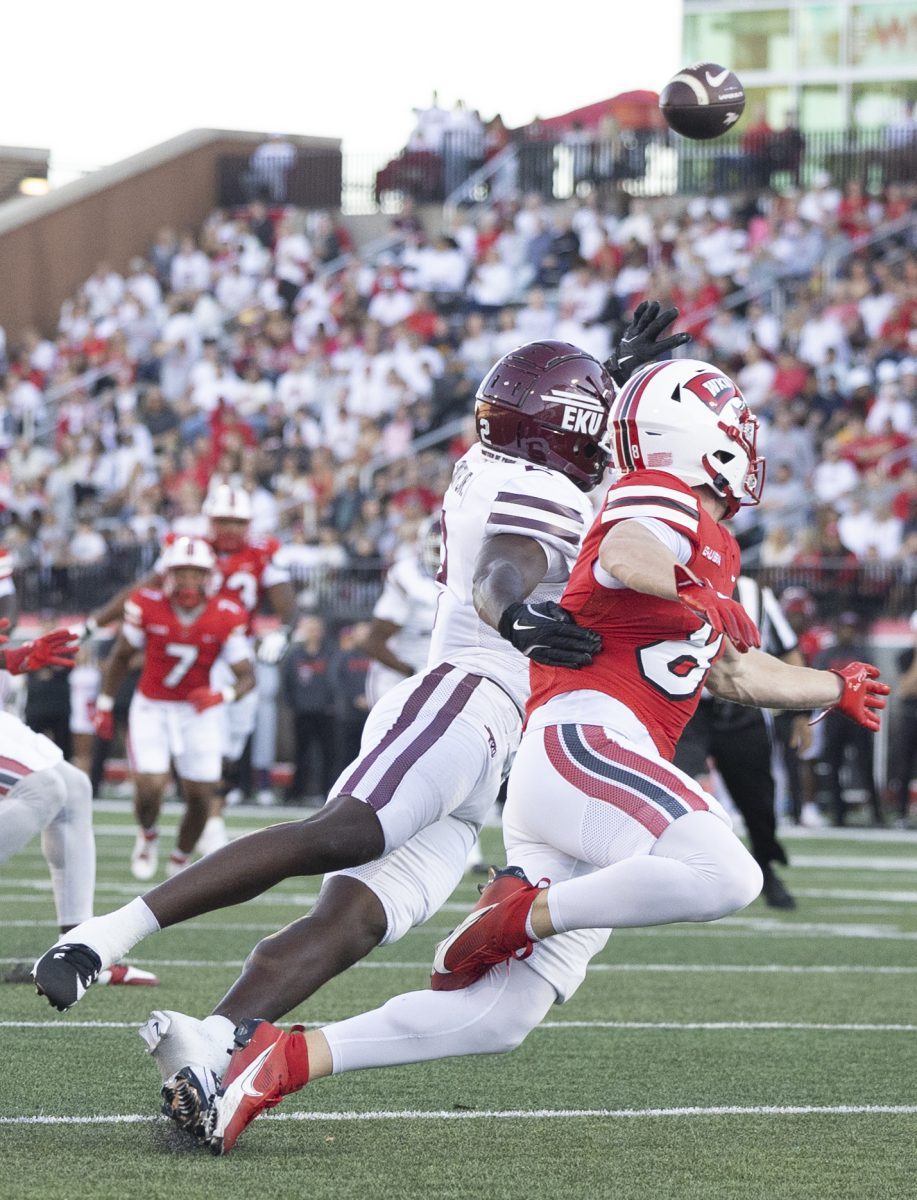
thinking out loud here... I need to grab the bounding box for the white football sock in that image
[545,810,763,934]
[324,959,556,1074]
[58,897,161,969]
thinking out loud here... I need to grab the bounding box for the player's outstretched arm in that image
[708,642,890,731]
[473,533,601,667]
[83,572,160,638]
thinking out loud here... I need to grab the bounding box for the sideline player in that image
[84,485,297,832]
[192,359,887,1156]
[0,552,157,988]
[363,517,441,707]
[92,536,254,879]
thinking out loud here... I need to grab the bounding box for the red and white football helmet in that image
[603,359,765,517]
[474,341,615,491]
[203,484,253,552]
[162,536,217,609]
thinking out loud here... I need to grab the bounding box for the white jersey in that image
[366,554,439,705]
[428,444,595,712]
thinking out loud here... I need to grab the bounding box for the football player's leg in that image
[214,814,478,1024]
[0,762,68,864]
[40,761,95,931]
[509,726,762,937]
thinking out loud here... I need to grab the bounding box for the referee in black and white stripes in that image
[674,575,803,910]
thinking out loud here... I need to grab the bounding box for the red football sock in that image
[284,1024,311,1093]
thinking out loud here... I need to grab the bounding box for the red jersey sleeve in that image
[599,470,701,544]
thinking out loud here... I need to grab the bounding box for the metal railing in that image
[339,128,917,214]
[11,551,915,624]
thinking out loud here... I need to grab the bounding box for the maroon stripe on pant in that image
[337,663,454,797]
[363,671,484,813]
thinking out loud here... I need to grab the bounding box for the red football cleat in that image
[98,964,160,987]
[431,865,541,991]
[206,1019,310,1156]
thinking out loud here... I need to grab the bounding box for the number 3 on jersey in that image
[638,622,722,699]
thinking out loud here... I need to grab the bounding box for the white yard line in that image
[4,956,917,974]
[3,1103,917,1127]
[4,1018,916,1033]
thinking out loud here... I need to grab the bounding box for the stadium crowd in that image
[0,162,914,807]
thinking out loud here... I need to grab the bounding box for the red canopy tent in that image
[536,91,665,133]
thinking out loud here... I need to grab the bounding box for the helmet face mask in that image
[474,341,615,492]
[162,536,217,608]
[604,359,765,517]
[203,485,253,552]
[417,517,442,578]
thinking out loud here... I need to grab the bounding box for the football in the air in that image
[659,62,746,140]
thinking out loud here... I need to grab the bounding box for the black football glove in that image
[498,601,602,668]
[604,300,693,388]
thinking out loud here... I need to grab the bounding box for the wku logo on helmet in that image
[680,372,742,414]
[549,388,607,436]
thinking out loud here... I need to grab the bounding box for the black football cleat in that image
[32,942,102,1011]
[761,866,796,910]
[161,1066,219,1140]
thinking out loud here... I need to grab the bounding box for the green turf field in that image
[2,807,916,1200]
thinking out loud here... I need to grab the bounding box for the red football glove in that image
[674,565,760,654]
[93,708,115,741]
[187,686,226,713]
[811,662,890,733]
[3,627,80,675]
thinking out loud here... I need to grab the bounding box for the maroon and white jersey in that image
[428,444,595,711]
[527,469,741,759]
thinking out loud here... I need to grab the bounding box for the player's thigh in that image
[219,690,258,761]
[327,814,478,945]
[505,722,731,869]
[330,667,519,851]
[127,695,172,776]
[173,708,223,783]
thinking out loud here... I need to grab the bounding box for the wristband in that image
[96,694,115,712]
[221,686,237,704]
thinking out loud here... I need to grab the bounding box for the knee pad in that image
[56,761,93,820]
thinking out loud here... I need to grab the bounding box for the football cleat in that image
[160,1066,220,1140]
[131,830,159,881]
[431,865,540,991]
[205,1019,310,1156]
[195,815,229,857]
[98,964,160,987]
[33,942,102,1011]
[166,852,190,878]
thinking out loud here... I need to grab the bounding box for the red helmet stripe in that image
[614,361,670,472]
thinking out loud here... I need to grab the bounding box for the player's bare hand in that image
[498,600,602,668]
[674,565,760,654]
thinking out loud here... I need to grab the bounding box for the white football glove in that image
[257,627,291,664]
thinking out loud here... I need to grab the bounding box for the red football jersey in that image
[123,588,249,701]
[160,534,288,634]
[527,470,741,759]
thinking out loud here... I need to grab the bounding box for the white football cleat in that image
[140,1009,234,1082]
[166,852,190,878]
[195,816,229,857]
[131,830,159,881]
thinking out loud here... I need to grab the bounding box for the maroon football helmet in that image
[474,341,615,491]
